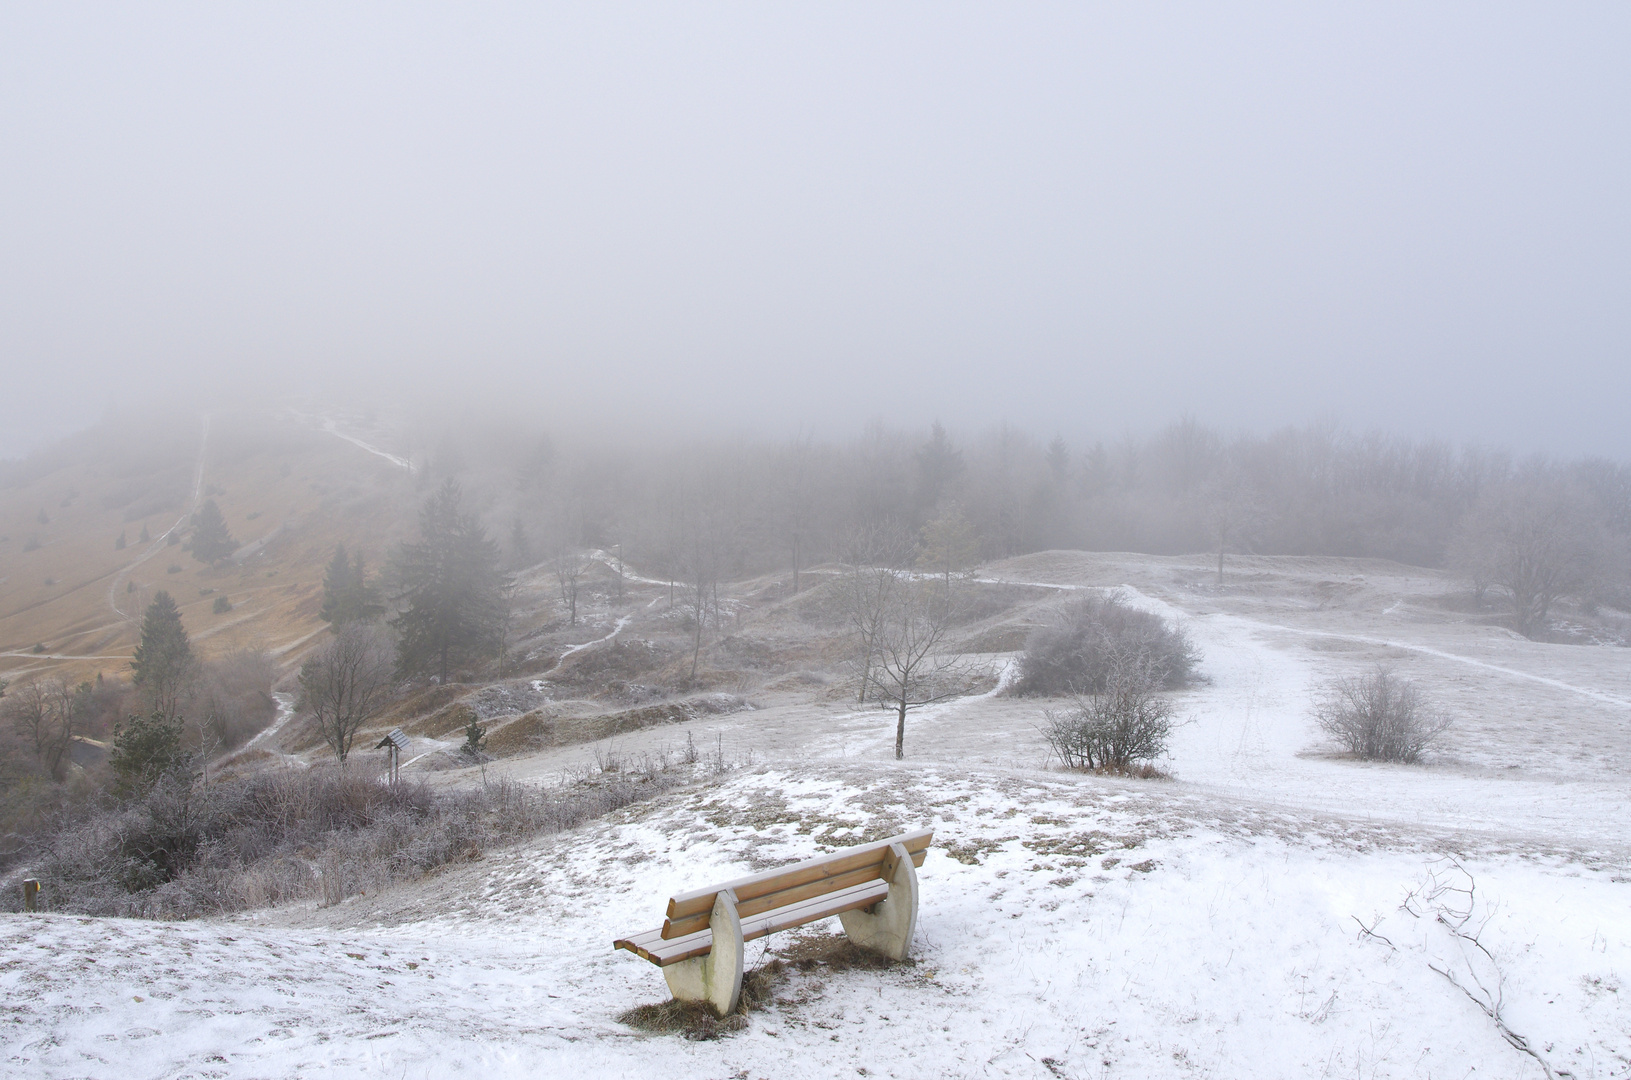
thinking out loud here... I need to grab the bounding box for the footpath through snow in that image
[6,557,1631,1078]
[3,764,1626,1079]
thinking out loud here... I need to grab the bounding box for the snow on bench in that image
[613,828,931,1015]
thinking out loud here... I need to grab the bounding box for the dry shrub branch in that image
[1312,665,1449,763]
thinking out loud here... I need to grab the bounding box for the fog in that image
[3,4,1628,459]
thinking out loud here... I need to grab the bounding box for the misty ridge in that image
[7,404,1626,645]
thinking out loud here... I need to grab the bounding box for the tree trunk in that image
[858,642,871,704]
[792,533,800,595]
[895,696,907,760]
[1217,548,1224,585]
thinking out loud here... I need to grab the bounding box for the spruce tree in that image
[130,591,194,718]
[391,479,507,681]
[320,545,384,628]
[319,544,353,622]
[189,499,236,565]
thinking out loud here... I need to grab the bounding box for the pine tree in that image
[391,479,508,682]
[189,499,236,565]
[116,530,127,550]
[319,544,353,622]
[109,711,194,799]
[320,544,384,627]
[139,524,151,543]
[130,591,194,718]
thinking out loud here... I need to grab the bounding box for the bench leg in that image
[839,841,919,961]
[661,888,744,1017]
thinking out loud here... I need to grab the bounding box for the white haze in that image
[1,3,1628,458]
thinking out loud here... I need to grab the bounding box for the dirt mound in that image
[484,694,750,757]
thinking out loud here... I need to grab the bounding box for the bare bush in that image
[1040,652,1174,773]
[4,753,698,918]
[1014,590,1198,697]
[1312,665,1449,763]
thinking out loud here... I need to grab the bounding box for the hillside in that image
[3,551,1629,1078]
[0,409,420,687]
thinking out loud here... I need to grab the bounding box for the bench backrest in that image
[661,828,933,939]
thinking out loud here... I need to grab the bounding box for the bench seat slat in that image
[615,879,892,967]
[662,830,931,935]
[661,847,926,940]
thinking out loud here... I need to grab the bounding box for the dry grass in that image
[616,932,911,1040]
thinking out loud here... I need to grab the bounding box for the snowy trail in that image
[977,570,1631,711]
[1238,618,1631,709]
[245,693,298,752]
[556,615,632,663]
[319,416,413,471]
[587,549,668,587]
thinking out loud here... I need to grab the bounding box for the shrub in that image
[109,712,195,799]
[1013,590,1198,697]
[4,754,699,917]
[212,596,232,614]
[462,714,487,758]
[1311,665,1449,763]
[1040,653,1175,772]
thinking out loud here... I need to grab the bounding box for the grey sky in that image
[2,4,1627,458]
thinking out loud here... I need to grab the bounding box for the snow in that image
[6,554,1630,1078]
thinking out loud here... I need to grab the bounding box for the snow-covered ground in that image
[5,553,1629,1078]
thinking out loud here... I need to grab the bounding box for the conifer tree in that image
[130,591,194,718]
[391,479,507,681]
[319,544,384,628]
[189,499,236,565]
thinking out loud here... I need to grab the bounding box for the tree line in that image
[415,416,1629,641]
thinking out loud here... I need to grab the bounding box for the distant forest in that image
[454,416,1630,616]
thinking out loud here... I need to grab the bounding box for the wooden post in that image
[22,879,39,913]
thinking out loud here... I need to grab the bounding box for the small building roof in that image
[374,728,410,751]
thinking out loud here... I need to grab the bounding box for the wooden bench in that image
[614,828,932,1015]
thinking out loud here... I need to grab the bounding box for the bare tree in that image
[683,542,719,681]
[867,581,965,759]
[1452,479,1610,638]
[1198,470,1262,585]
[552,545,590,627]
[298,623,396,764]
[838,520,913,703]
[5,678,77,780]
[842,563,895,704]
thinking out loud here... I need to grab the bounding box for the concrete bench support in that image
[838,842,919,961]
[661,888,744,1016]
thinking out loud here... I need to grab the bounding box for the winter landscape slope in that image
[3,551,1629,1079]
[0,409,419,687]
